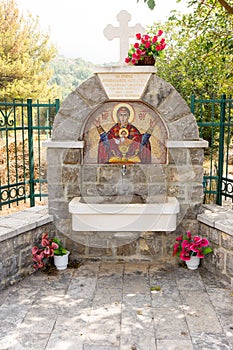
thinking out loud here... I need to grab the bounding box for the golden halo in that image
[119,127,129,138]
[112,103,135,124]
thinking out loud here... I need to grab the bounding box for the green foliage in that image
[49,56,94,100]
[147,0,233,103]
[0,0,59,100]
[137,0,156,10]
[52,237,67,256]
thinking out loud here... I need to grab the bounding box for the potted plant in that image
[32,233,69,271]
[125,31,166,66]
[173,231,212,270]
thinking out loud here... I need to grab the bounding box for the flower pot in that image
[54,251,70,270]
[185,256,200,270]
[135,56,156,66]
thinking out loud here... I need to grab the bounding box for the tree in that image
[0,0,59,100]
[49,56,94,100]
[147,0,233,102]
[138,0,233,13]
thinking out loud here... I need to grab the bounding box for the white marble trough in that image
[69,197,180,232]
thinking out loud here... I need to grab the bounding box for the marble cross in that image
[104,10,145,64]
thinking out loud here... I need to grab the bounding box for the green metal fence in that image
[191,94,233,206]
[1,95,232,212]
[0,99,60,211]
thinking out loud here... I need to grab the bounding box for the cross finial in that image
[104,10,145,64]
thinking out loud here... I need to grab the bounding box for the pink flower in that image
[176,235,183,242]
[152,36,158,43]
[125,57,131,63]
[51,242,59,249]
[134,43,139,48]
[197,251,205,258]
[131,58,136,65]
[31,246,39,255]
[136,33,141,40]
[41,233,49,247]
[145,41,151,49]
[187,231,192,240]
[180,251,191,261]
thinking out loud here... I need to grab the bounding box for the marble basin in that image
[69,196,180,232]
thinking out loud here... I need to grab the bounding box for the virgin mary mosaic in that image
[95,102,157,164]
[83,102,168,165]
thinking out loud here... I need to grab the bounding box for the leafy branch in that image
[138,0,233,14]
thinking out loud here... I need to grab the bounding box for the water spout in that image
[121,164,127,176]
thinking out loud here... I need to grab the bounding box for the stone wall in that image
[198,204,233,285]
[0,206,55,290]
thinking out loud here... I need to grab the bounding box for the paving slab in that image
[0,261,233,350]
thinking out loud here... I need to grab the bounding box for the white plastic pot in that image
[54,251,70,270]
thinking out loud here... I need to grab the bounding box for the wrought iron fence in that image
[0,99,60,212]
[191,94,233,206]
[1,95,233,213]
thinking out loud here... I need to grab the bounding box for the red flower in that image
[134,43,140,49]
[158,29,163,36]
[143,34,150,41]
[145,41,151,49]
[136,33,141,40]
[152,36,158,43]
[125,57,131,63]
[173,243,180,256]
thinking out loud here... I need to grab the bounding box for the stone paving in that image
[0,261,233,350]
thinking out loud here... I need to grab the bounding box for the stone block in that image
[116,240,137,256]
[66,183,81,198]
[13,232,33,250]
[148,183,167,197]
[19,247,33,269]
[226,253,233,277]
[47,164,62,183]
[62,165,79,183]
[63,149,81,164]
[158,91,191,122]
[221,233,233,250]
[190,184,204,202]
[168,149,189,165]
[49,200,69,219]
[170,113,199,139]
[168,184,186,201]
[142,75,174,108]
[0,238,14,256]
[48,184,65,200]
[47,148,61,166]
[189,149,204,164]
[76,75,108,106]
[82,165,98,182]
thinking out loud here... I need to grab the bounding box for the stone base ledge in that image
[197,204,233,236]
[0,206,53,242]
[166,139,208,148]
[94,65,157,74]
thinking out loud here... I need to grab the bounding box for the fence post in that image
[27,99,35,207]
[190,94,195,114]
[55,98,60,113]
[216,94,226,206]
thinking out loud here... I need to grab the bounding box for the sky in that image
[16,0,190,64]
